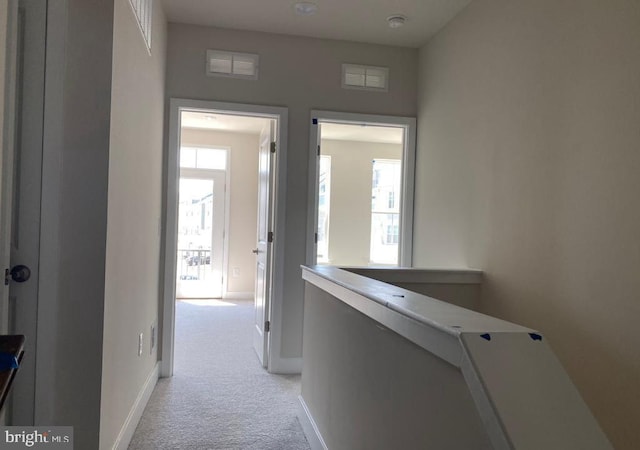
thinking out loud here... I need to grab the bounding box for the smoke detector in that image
[294,2,318,16]
[387,15,407,29]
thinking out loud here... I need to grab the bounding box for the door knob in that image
[10,265,31,283]
[252,248,259,254]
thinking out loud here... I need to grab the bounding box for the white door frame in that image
[306,110,417,267]
[161,98,288,377]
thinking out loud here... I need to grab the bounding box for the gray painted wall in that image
[37,0,114,447]
[100,0,167,448]
[166,24,418,358]
[415,1,640,448]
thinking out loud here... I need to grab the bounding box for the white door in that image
[176,170,226,299]
[1,0,46,424]
[253,120,275,367]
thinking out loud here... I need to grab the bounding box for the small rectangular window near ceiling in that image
[206,50,259,80]
[342,64,389,91]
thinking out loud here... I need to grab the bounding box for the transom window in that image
[180,147,227,170]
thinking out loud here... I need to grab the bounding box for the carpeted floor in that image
[128,299,310,450]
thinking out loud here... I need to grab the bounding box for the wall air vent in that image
[206,50,259,80]
[128,0,153,53]
[342,64,389,92]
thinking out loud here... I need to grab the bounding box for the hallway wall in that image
[415,1,640,448]
[100,0,167,448]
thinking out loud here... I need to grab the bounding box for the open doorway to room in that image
[308,111,416,267]
[162,100,288,378]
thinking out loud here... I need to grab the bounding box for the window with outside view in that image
[317,156,331,263]
[370,159,401,264]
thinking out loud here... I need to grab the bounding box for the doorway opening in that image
[308,111,416,267]
[162,99,288,377]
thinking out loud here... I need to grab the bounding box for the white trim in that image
[306,119,321,265]
[269,356,302,374]
[298,396,328,450]
[112,363,159,450]
[162,98,288,378]
[160,100,180,377]
[222,291,254,300]
[307,110,416,267]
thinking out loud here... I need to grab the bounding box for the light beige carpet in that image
[128,299,310,450]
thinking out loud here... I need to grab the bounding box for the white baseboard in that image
[223,291,254,300]
[269,355,302,374]
[112,362,159,450]
[298,396,328,450]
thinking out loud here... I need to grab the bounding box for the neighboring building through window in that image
[317,156,332,263]
[370,159,401,264]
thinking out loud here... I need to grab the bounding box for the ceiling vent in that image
[128,0,153,53]
[342,64,389,92]
[206,50,259,80]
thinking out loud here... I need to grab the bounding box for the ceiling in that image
[321,123,403,144]
[181,111,269,133]
[161,0,472,48]
[182,112,403,144]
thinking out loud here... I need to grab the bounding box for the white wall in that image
[415,1,640,448]
[100,0,167,448]
[320,139,402,266]
[181,128,259,295]
[166,25,418,359]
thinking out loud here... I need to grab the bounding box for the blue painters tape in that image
[480,333,491,341]
[0,352,19,370]
[312,118,318,124]
[529,333,543,341]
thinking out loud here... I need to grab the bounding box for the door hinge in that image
[270,142,276,153]
[264,321,270,333]
[317,145,320,156]
[268,231,274,243]
[314,232,318,244]
[4,268,9,286]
